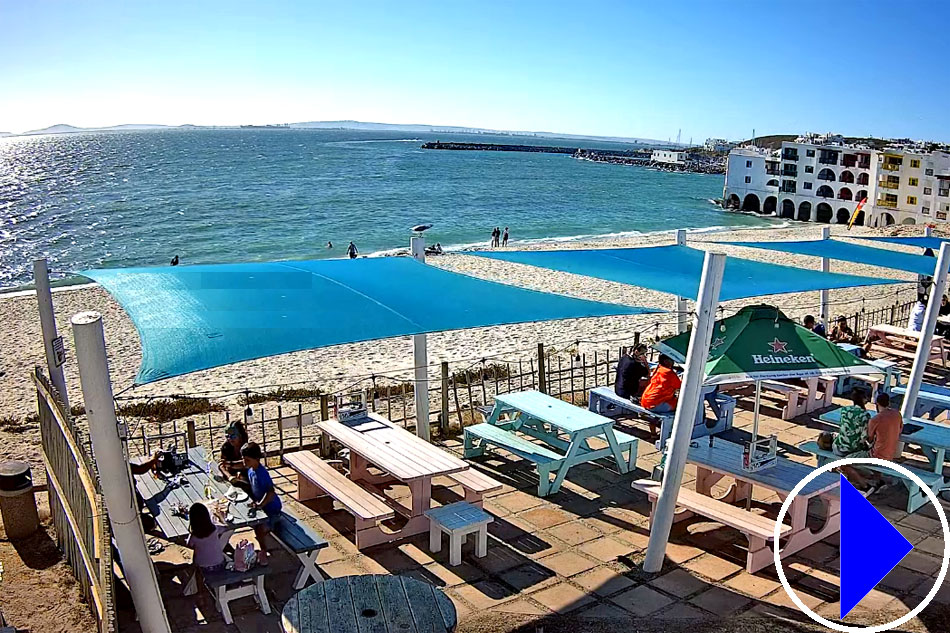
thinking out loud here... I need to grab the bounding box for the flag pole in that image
[644,251,726,573]
[675,229,689,334]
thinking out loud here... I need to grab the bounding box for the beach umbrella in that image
[654,304,882,451]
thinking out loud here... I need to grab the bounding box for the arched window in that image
[781,199,795,218]
[839,170,855,183]
[816,185,834,198]
[855,189,868,202]
[763,196,777,214]
[816,203,833,223]
[798,201,812,222]
[836,208,850,224]
[817,168,836,181]
[838,187,853,201]
[766,179,780,187]
[857,172,869,185]
[742,194,761,212]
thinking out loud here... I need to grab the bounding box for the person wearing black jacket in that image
[615,344,650,399]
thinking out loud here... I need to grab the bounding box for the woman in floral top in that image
[833,389,871,457]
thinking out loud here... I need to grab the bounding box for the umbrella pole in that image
[746,380,761,510]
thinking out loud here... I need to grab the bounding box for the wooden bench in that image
[588,385,735,449]
[799,441,947,513]
[759,380,807,420]
[632,478,791,573]
[203,565,272,625]
[284,450,395,549]
[425,501,493,566]
[463,423,567,496]
[271,510,329,589]
[445,468,502,507]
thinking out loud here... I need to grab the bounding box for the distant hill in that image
[739,133,891,151]
[0,132,11,137]
[22,123,174,135]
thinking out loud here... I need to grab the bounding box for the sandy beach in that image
[0,221,935,470]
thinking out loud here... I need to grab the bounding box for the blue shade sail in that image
[82,258,660,384]
[857,236,949,251]
[724,239,944,277]
[469,245,903,302]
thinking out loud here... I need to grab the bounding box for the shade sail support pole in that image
[819,227,830,329]
[900,242,950,421]
[410,235,431,441]
[644,250,726,573]
[675,230,689,334]
[925,226,933,238]
[71,311,171,633]
[34,258,70,412]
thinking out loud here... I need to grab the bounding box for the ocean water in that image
[0,128,776,289]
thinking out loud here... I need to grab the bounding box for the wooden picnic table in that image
[867,323,947,367]
[892,383,950,419]
[281,574,457,633]
[687,440,840,570]
[820,407,950,474]
[316,412,469,544]
[132,446,265,542]
[485,390,636,494]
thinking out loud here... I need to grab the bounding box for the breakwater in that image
[421,141,724,175]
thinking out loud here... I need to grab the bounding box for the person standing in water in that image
[502,227,509,247]
[326,241,333,249]
[347,241,359,259]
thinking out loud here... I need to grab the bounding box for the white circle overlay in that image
[773,457,949,632]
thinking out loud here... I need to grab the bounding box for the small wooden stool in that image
[425,501,493,566]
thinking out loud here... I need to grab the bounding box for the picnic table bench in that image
[892,383,950,419]
[867,323,947,367]
[633,478,792,573]
[204,564,273,625]
[271,509,329,589]
[587,385,735,449]
[799,440,948,513]
[466,390,638,496]
[639,440,840,573]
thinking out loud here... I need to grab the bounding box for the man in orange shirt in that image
[640,355,682,436]
[862,392,904,496]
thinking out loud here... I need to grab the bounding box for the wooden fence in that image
[33,368,115,633]
[124,298,916,461]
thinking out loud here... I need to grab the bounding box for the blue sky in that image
[1,0,948,141]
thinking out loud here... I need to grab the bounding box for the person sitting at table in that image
[219,422,251,494]
[242,442,282,565]
[129,451,163,532]
[830,316,859,344]
[187,502,227,574]
[615,344,650,399]
[802,314,826,338]
[937,295,950,336]
[833,389,874,491]
[907,293,928,333]
[640,354,681,437]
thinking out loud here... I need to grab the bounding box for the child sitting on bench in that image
[242,442,282,565]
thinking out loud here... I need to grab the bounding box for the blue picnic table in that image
[819,408,950,474]
[477,390,638,496]
[891,383,950,419]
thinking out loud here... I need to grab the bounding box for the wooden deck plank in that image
[349,575,387,633]
[325,577,359,633]
[375,572,417,633]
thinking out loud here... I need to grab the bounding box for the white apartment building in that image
[652,150,688,165]
[724,133,950,226]
[704,138,736,153]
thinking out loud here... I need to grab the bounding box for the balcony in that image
[857,162,872,170]
[782,170,798,178]
[782,152,799,161]
[878,180,900,189]
[882,163,902,171]
[817,174,836,181]
[877,198,898,208]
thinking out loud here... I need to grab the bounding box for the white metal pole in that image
[900,243,950,421]
[752,380,761,442]
[675,229,689,334]
[410,235,431,441]
[819,227,830,329]
[34,259,71,412]
[71,311,171,633]
[643,251,726,573]
[925,226,933,238]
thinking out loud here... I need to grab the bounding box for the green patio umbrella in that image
[654,304,882,453]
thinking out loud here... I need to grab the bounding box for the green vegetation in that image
[452,363,511,385]
[241,387,323,405]
[116,397,225,423]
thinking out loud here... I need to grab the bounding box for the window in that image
[803,182,813,190]
[941,189,949,197]
[781,180,796,193]
[911,159,921,168]
[925,187,932,195]
[746,160,752,168]
[806,149,815,157]
[909,177,919,186]
[744,176,751,183]
[805,165,814,173]
[926,168,934,176]
[923,206,931,215]
[907,196,918,205]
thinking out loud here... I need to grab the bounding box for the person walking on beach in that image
[490,227,500,248]
[347,241,359,259]
[502,227,509,247]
